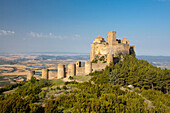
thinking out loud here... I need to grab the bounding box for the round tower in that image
[57,64,65,79]
[107,54,113,64]
[67,63,76,77]
[27,70,35,81]
[85,61,92,75]
[76,61,81,75]
[42,69,49,79]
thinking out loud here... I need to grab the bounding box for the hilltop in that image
[0,31,169,113]
[0,54,169,113]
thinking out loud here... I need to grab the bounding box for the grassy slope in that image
[72,75,92,82]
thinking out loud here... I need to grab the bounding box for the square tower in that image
[107,31,118,45]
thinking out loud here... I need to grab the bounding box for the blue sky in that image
[0,0,170,56]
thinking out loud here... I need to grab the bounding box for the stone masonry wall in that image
[76,67,85,75]
[92,63,108,72]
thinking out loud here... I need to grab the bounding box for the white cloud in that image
[29,32,81,40]
[73,34,81,40]
[29,32,67,39]
[0,30,15,36]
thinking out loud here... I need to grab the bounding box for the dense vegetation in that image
[0,54,169,113]
[141,89,170,111]
[92,55,107,63]
[0,81,26,94]
[0,77,51,113]
[45,83,150,113]
[91,55,170,94]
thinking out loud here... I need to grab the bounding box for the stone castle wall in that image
[49,71,57,80]
[92,63,107,72]
[27,30,135,81]
[90,31,134,61]
[76,67,85,75]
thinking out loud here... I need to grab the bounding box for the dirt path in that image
[120,87,154,109]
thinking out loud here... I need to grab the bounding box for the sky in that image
[0,0,170,56]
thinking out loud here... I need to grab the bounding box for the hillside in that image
[0,54,169,113]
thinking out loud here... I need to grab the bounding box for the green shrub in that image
[64,81,78,85]
[62,86,67,90]
[29,103,44,113]
[68,76,74,80]
[50,95,55,99]
[56,86,61,90]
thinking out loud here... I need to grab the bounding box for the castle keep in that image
[27,31,135,80]
[90,31,135,61]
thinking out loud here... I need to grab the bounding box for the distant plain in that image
[0,52,169,87]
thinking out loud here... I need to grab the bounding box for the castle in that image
[27,31,135,80]
[90,31,135,61]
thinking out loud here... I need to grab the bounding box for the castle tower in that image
[27,70,35,81]
[76,61,81,75]
[107,54,113,64]
[107,31,118,45]
[76,61,81,68]
[42,69,49,79]
[121,37,129,45]
[90,43,95,61]
[85,61,92,75]
[67,63,76,77]
[57,64,65,79]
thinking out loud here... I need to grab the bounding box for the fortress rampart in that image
[27,31,135,80]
